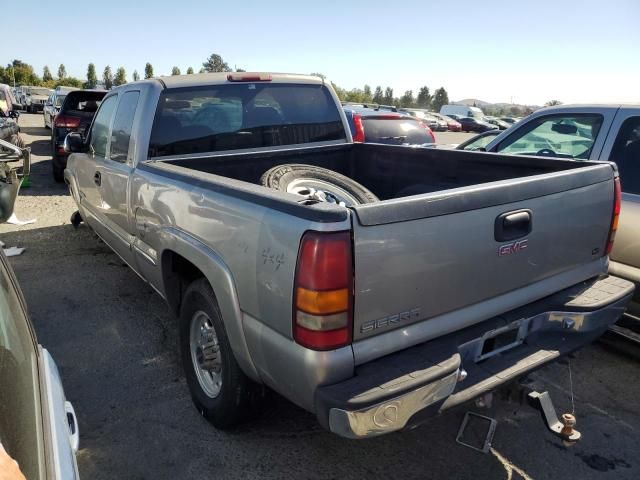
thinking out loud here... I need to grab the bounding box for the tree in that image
[186,67,194,74]
[431,87,449,112]
[144,63,154,79]
[103,66,113,90]
[85,63,97,89]
[383,87,394,105]
[545,100,562,106]
[416,86,431,109]
[198,68,206,74]
[42,66,53,82]
[132,70,140,81]
[114,67,127,86]
[400,90,415,108]
[57,64,66,80]
[235,67,246,72]
[372,86,383,104]
[310,72,326,79]
[171,66,181,76]
[202,53,231,73]
[363,85,372,103]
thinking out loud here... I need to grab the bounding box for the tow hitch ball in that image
[527,391,581,446]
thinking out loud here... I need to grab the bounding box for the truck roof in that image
[155,72,325,89]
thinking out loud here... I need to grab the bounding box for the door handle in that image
[495,209,532,242]
[94,171,101,186]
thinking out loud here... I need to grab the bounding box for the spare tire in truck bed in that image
[260,164,379,206]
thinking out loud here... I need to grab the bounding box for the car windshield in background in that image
[497,114,603,159]
[55,95,66,107]
[148,83,345,157]
[31,88,50,96]
[363,117,433,145]
[64,92,105,113]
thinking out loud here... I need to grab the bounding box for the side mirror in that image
[8,110,19,119]
[64,132,87,153]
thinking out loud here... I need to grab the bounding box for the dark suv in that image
[343,106,435,145]
[51,90,106,181]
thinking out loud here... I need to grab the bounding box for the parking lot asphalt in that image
[1,113,639,480]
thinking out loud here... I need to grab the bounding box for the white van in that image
[440,104,484,119]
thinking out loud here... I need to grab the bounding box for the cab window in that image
[89,95,118,158]
[0,256,44,480]
[109,91,140,163]
[610,116,640,195]
[496,114,603,159]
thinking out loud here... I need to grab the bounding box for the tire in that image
[261,164,379,206]
[179,278,262,429]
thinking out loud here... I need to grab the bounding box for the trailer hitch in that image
[527,391,581,446]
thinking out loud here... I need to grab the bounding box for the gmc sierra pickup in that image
[63,73,633,439]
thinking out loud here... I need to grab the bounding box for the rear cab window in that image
[148,83,345,157]
[62,92,105,114]
[609,116,640,194]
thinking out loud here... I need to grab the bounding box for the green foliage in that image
[103,66,113,90]
[186,67,194,75]
[416,86,431,109]
[363,85,372,103]
[132,70,140,81]
[372,86,383,104]
[431,87,449,112]
[202,53,231,73]
[545,100,562,106]
[85,63,97,89]
[0,60,40,85]
[399,90,415,108]
[383,87,394,105]
[57,64,66,80]
[42,66,53,82]
[310,72,326,79]
[114,67,127,86]
[144,63,154,79]
[235,68,246,72]
[171,66,181,76]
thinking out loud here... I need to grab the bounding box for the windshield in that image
[149,83,345,157]
[55,95,66,107]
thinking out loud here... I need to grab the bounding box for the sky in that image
[5,0,640,106]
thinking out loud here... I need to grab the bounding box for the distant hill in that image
[453,98,540,115]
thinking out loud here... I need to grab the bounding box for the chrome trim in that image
[328,370,458,439]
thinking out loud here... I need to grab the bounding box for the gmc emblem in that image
[499,239,529,256]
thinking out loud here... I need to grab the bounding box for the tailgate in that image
[350,164,615,342]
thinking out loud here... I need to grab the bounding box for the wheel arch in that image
[158,229,260,382]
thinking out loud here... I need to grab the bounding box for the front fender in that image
[158,227,260,382]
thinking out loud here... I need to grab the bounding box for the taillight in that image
[352,114,365,143]
[227,73,272,82]
[54,115,81,128]
[605,177,622,255]
[419,121,436,143]
[293,231,353,350]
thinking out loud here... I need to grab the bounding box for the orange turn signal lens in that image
[296,287,349,315]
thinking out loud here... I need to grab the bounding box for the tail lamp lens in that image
[606,177,622,255]
[352,114,365,143]
[293,231,353,350]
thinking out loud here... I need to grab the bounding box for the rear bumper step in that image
[315,275,634,439]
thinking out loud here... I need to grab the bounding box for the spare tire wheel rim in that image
[286,178,360,207]
[190,310,222,398]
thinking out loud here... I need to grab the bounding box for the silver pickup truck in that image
[63,73,633,439]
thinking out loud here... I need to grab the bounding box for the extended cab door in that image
[601,109,640,317]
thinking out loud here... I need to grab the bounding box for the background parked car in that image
[457,116,497,133]
[500,117,518,124]
[440,104,484,119]
[431,112,462,132]
[0,186,79,478]
[51,89,106,181]
[44,86,79,129]
[399,108,447,131]
[484,116,511,130]
[25,87,52,113]
[343,105,435,145]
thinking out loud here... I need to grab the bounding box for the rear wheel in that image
[179,278,262,429]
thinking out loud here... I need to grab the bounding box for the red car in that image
[433,113,462,132]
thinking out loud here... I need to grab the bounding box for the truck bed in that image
[159,142,589,203]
